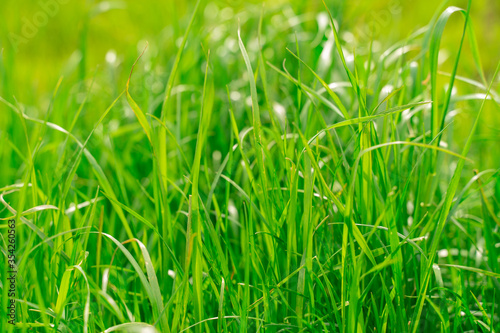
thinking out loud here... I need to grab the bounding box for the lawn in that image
[1,0,500,332]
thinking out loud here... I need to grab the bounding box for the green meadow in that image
[1,0,500,331]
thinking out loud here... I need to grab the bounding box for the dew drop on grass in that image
[230,91,241,101]
[273,102,287,128]
[105,50,117,65]
[407,201,414,215]
[245,96,252,107]
[438,249,449,258]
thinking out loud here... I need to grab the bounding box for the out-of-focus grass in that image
[1,0,500,332]
[1,0,499,100]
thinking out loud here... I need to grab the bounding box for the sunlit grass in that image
[1,0,500,332]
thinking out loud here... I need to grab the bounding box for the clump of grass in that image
[1,0,500,332]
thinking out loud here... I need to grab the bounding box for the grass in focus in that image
[1,0,500,332]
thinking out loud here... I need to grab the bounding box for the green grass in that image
[1,0,500,332]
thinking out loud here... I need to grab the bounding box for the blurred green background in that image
[1,0,498,100]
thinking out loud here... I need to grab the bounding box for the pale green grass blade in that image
[189,50,214,333]
[103,323,159,333]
